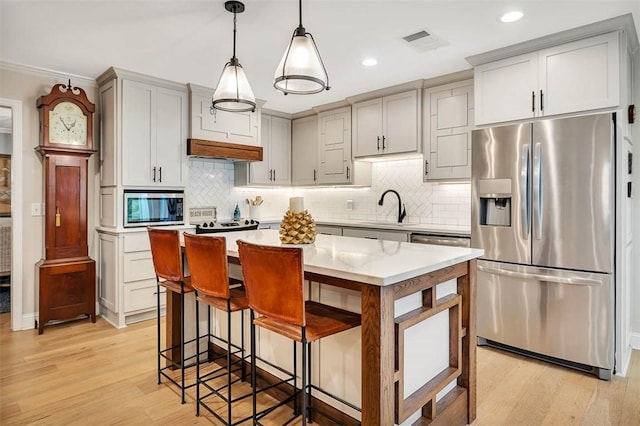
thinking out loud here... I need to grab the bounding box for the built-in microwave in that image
[124,190,184,227]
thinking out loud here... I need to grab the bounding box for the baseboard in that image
[631,332,640,350]
[21,312,37,331]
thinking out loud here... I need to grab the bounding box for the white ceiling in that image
[1,1,639,114]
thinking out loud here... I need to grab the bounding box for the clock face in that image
[49,101,87,146]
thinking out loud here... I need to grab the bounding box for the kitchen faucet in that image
[378,189,406,223]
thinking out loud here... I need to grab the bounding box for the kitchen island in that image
[169,229,483,425]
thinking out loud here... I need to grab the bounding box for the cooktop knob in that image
[209,221,215,227]
[202,222,208,228]
[244,219,249,225]
[250,219,255,224]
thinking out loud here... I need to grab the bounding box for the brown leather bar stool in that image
[148,227,199,404]
[183,233,252,425]
[237,240,362,426]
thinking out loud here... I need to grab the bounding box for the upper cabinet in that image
[291,114,319,186]
[235,114,291,186]
[98,68,187,189]
[188,83,260,146]
[423,80,474,181]
[318,107,353,184]
[121,80,187,187]
[474,32,620,126]
[352,90,420,157]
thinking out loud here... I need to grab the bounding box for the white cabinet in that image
[316,225,343,236]
[97,229,167,328]
[235,114,291,186]
[423,80,474,181]
[474,32,620,125]
[292,115,319,186]
[318,107,353,184]
[352,90,420,157]
[342,227,410,242]
[98,68,187,189]
[188,83,260,146]
[121,80,187,186]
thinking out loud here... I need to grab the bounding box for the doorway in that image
[0,98,23,330]
[0,109,10,314]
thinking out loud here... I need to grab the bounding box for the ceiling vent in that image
[402,28,449,52]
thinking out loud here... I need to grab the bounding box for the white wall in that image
[632,48,640,347]
[0,65,99,328]
[188,158,471,227]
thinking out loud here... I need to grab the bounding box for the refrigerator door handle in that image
[533,142,543,240]
[520,144,530,240]
[477,264,601,286]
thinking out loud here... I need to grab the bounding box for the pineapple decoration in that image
[279,197,317,244]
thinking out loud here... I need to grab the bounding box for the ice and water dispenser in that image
[478,178,512,227]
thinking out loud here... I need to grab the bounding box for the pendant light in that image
[212,1,256,112]
[273,0,330,95]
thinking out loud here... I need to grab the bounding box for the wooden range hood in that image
[187,138,263,162]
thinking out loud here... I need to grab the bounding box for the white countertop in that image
[183,229,483,287]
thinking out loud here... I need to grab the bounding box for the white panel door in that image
[474,52,538,125]
[539,32,619,116]
[250,114,272,185]
[156,87,187,187]
[352,98,382,157]
[425,82,474,180]
[99,81,116,187]
[382,90,418,154]
[319,107,351,184]
[291,115,318,185]
[269,116,291,185]
[122,79,155,186]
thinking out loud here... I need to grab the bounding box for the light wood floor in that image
[1,314,639,425]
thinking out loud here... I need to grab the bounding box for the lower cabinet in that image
[98,229,167,328]
[342,227,410,242]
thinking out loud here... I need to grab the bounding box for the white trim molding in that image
[631,332,640,350]
[0,61,97,87]
[0,98,24,331]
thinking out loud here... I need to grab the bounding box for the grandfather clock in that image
[36,81,96,334]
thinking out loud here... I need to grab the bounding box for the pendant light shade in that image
[212,1,256,112]
[274,0,330,95]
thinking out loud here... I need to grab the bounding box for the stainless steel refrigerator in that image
[471,113,615,380]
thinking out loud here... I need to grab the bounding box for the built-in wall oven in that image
[124,190,184,227]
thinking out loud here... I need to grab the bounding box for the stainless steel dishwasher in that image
[410,233,470,247]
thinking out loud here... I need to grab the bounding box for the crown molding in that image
[0,61,97,87]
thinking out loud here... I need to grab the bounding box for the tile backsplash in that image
[187,158,470,226]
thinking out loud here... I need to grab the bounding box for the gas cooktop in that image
[194,219,259,234]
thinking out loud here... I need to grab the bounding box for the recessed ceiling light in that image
[500,10,523,23]
[362,57,378,67]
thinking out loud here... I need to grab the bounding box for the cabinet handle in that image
[158,166,162,182]
[346,166,350,180]
[269,169,272,181]
[382,135,386,150]
[55,207,61,227]
[152,166,156,182]
[313,169,317,181]
[425,160,429,176]
[532,91,535,113]
[273,169,276,181]
[540,90,544,112]
[377,136,380,150]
